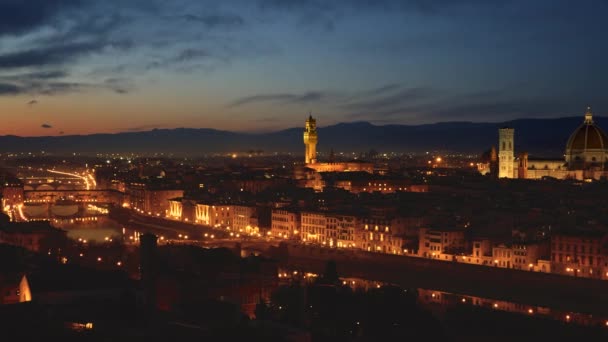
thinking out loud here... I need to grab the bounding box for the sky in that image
[0,0,606,136]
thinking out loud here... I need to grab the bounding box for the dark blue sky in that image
[0,0,606,135]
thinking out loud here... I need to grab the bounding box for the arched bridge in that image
[24,189,124,205]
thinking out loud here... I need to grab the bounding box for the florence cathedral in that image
[484,107,608,180]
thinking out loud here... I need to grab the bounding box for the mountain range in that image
[0,116,601,157]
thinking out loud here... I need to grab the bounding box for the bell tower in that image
[498,127,515,178]
[303,114,318,164]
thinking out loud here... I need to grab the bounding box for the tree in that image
[318,260,340,286]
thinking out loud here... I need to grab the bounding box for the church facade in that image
[487,107,608,181]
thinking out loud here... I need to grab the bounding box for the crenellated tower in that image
[303,114,318,164]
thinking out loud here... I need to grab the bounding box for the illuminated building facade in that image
[270,208,300,239]
[355,221,403,254]
[301,211,327,244]
[306,162,374,173]
[492,107,608,180]
[565,107,608,169]
[168,198,182,219]
[301,115,374,174]
[303,115,318,164]
[418,227,466,259]
[232,205,258,233]
[511,243,548,270]
[1,182,24,208]
[333,179,427,194]
[550,232,608,279]
[126,182,183,216]
[498,127,515,178]
[195,204,233,227]
[492,244,512,268]
[329,214,357,248]
[300,212,358,247]
[0,274,32,304]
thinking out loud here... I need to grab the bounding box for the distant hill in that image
[0,116,601,157]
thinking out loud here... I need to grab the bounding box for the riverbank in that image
[109,206,229,240]
[274,242,608,316]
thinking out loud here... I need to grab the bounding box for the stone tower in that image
[303,115,318,164]
[498,127,515,178]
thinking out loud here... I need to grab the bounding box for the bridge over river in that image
[24,189,124,205]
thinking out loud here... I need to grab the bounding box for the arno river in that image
[52,216,124,242]
[43,212,608,329]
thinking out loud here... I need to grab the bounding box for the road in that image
[46,169,95,190]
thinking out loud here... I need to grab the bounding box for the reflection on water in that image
[52,215,165,245]
[417,288,608,328]
[53,216,123,242]
[277,267,608,328]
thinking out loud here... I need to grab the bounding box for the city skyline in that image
[3,2,608,339]
[1,0,607,136]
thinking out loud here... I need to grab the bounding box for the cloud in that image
[258,0,505,14]
[228,85,437,121]
[0,71,74,95]
[15,71,70,80]
[172,49,211,63]
[103,78,134,94]
[0,0,83,36]
[363,83,402,97]
[0,83,22,95]
[0,2,238,95]
[342,88,586,124]
[0,1,279,97]
[229,91,328,107]
[0,68,135,96]
[144,46,235,73]
[342,87,436,113]
[0,40,131,70]
[41,123,52,128]
[425,99,577,122]
[181,13,245,29]
[123,124,166,132]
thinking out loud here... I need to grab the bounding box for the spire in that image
[308,111,313,121]
[584,106,593,124]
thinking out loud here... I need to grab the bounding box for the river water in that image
[49,214,608,329]
[52,216,124,242]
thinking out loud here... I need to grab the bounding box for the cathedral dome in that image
[566,108,608,151]
[565,107,608,168]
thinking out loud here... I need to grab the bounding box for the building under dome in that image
[565,107,608,170]
[481,107,608,181]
